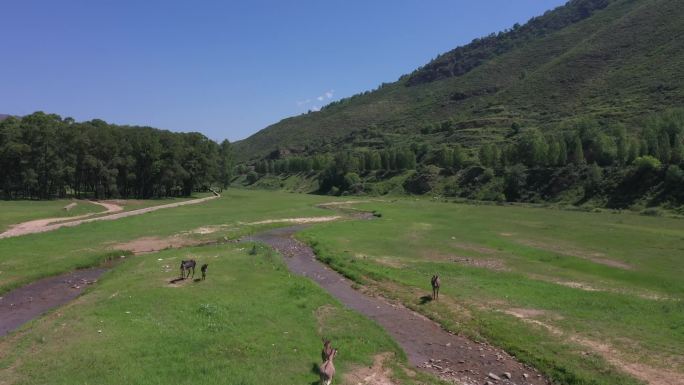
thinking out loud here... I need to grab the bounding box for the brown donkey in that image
[431,274,441,300]
[319,348,337,385]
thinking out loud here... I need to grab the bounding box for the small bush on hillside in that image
[633,156,661,171]
[246,171,259,184]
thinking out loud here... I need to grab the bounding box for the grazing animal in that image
[200,264,208,280]
[319,348,337,385]
[431,274,441,300]
[180,259,196,279]
[321,339,334,362]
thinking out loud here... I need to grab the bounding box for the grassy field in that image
[0,190,334,295]
[1,191,682,384]
[0,200,104,232]
[0,242,438,385]
[299,199,684,385]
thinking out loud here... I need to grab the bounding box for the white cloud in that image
[297,90,335,111]
[298,89,334,108]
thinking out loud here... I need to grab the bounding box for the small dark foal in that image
[431,274,441,300]
[200,263,208,280]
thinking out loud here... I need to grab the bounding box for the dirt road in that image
[0,201,123,239]
[248,226,549,385]
[0,194,219,239]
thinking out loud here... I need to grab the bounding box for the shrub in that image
[633,156,661,171]
[246,171,259,184]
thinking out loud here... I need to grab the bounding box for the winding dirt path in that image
[0,201,123,239]
[247,226,550,385]
[0,194,219,240]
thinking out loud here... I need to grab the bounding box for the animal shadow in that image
[169,277,185,284]
[193,278,202,283]
[309,362,321,385]
[420,295,433,305]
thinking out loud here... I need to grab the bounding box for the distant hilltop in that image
[0,114,12,121]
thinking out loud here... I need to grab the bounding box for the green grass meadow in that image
[1,191,682,384]
[0,243,436,385]
[0,190,335,294]
[299,199,684,384]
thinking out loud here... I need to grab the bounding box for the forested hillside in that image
[233,0,684,211]
[0,112,233,199]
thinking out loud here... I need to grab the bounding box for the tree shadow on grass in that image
[420,295,433,305]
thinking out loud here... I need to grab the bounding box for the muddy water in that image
[0,268,107,336]
[247,226,549,385]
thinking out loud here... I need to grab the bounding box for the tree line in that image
[239,110,684,205]
[250,147,417,175]
[0,112,233,199]
[245,111,684,178]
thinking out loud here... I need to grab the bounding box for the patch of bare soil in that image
[527,274,678,301]
[374,257,408,269]
[552,280,601,292]
[451,256,509,271]
[344,353,396,385]
[0,268,107,337]
[111,236,203,254]
[506,308,549,319]
[248,226,549,385]
[449,241,498,255]
[356,255,407,269]
[0,194,218,239]
[90,200,124,214]
[315,304,338,335]
[188,225,232,235]
[245,216,341,225]
[316,200,372,208]
[423,251,509,272]
[517,239,633,270]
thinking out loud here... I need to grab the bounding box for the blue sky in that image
[0,0,566,142]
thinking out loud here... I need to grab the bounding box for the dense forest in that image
[0,112,233,199]
[237,109,684,210]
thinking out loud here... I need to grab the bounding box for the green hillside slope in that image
[235,0,683,161]
[233,0,684,210]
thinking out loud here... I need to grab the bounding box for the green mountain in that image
[233,0,684,210]
[235,0,683,159]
